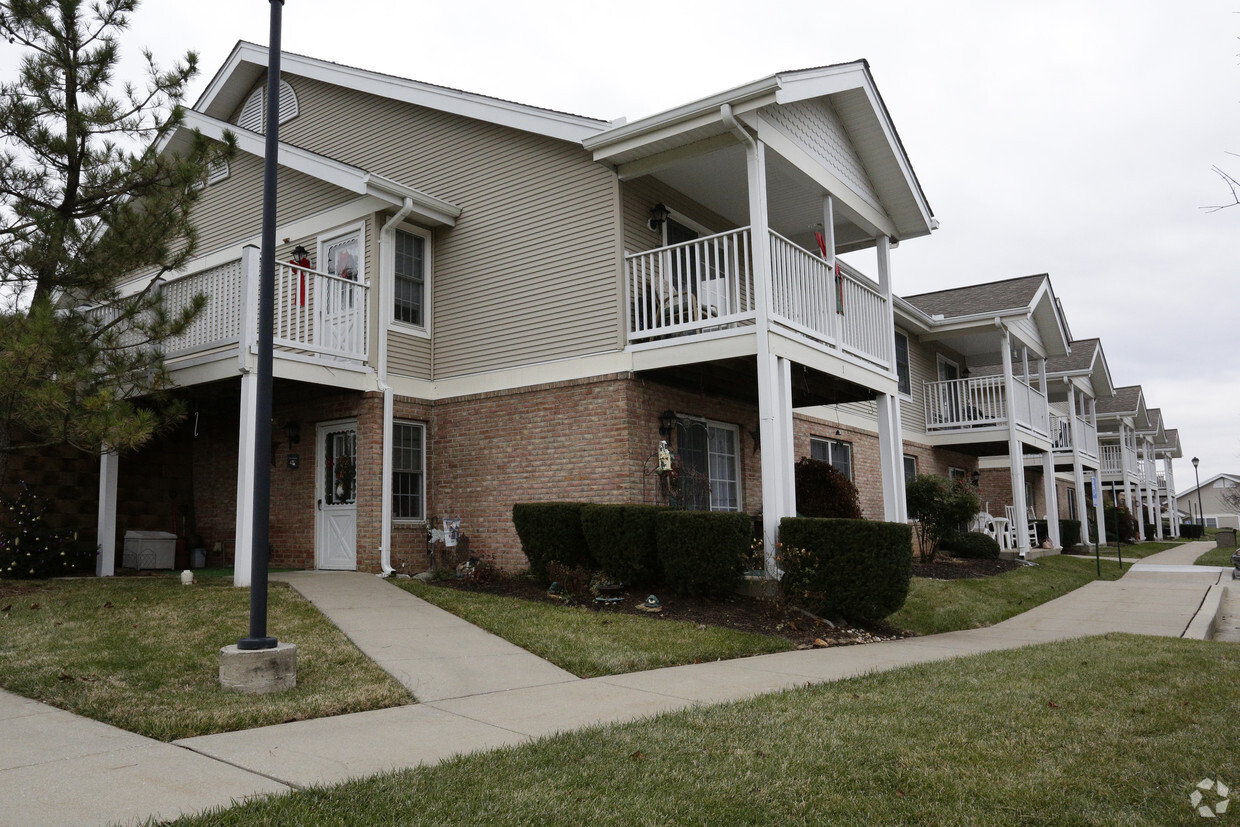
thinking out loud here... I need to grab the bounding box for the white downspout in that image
[377,198,415,577]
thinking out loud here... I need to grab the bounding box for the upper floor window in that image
[894,331,910,395]
[393,228,428,328]
[810,437,852,481]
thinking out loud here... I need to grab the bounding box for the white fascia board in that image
[584,77,780,157]
[200,42,606,144]
[181,111,460,226]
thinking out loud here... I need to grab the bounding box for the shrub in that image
[779,517,912,623]
[511,502,591,582]
[905,474,980,563]
[0,484,93,578]
[794,457,862,519]
[580,504,664,586]
[1143,523,1157,540]
[1059,519,1082,548]
[1104,504,1139,544]
[940,530,1000,560]
[1181,524,1205,540]
[655,511,750,596]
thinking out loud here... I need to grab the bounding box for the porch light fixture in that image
[283,420,301,450]
[648,203,670,233]
[658,409,681,437]
[1192,456,1204,527]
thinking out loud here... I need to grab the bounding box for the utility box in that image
[123,530,177,570]
[1217,528,1237,549]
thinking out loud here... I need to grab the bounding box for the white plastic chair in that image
[1004,505,1038,549]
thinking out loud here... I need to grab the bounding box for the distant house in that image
[1177,473,1240,530]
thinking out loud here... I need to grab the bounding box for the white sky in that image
[9,0,1239,497]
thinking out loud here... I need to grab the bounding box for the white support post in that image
[1001,330,1030,556]
[233,245,261,588]
[874,235,904,522]
[1145,442,1162,538]
[1092,471,1107,545]
[95,447,118,577]
[1042,450,1060,549]
[1067,384,1088,541]
[1164,457,1178,536]
[777,357,796,519]
[1121,422,1142,541]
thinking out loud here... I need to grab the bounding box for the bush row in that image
[511,502,749,596]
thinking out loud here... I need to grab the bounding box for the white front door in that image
[316,420,358,570]
[317,230,363,359]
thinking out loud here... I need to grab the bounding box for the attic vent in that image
[238,88,264,132]
[205,158,230,185]
[235,80,299,133]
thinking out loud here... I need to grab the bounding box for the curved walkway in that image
[0,542,1229,825]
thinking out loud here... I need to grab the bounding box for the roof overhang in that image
[196,41,608,144]
[174,111,461,226]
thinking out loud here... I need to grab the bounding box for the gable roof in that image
[584,60,935,244]
[195,41,610,144]
[1043,337,1116,399]
[1177,472,1240,500]
[902,274,1045,318]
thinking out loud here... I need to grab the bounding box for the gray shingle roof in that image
[903,274,1045,318]
[1095,385,1142,415]
[1046,338,1101,374]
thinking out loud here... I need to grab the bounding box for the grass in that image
[396,580,793,677]
[890,554,1127,636]
[173,633,1240,826]
[1194,545,1237,567]
[0,574,412,740]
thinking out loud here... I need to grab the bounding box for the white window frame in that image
[1066,486,1077,520]
[903,454,917,481]
[390,223,432,336]
[318,222,367,285]
[810,437,853,481]
[894,330,911,397]
[392,421,426,523]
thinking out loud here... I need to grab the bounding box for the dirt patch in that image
[912,556,1022,580]
[420,575,911,649]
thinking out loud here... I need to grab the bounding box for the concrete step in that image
[1214,584,1240,643]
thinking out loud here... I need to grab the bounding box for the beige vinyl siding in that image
[388,330,431,377]
[190,149,362,258]
[273,75,619,378]
[901,335,944,434]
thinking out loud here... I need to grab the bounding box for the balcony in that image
[1050,413,1099,461]
[923,375,1049,437]
[625,227,891,371]
[96,255,370,372]
[1100,443,1138,477]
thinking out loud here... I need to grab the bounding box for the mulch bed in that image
[912,556,1022,580]
[421,575,911,649]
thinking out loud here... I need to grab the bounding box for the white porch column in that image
[874,235,905,522]
[1001,329,1030,556]
[95,447,118,577]
[1092,471,1107,545]
[1067,384,1088,543]
[1146,442,1162,538]
[1041,450,1060,549]
[233,244,261,587]
[1164,457,1178,535]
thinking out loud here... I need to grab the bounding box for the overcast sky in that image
[17,1,1240,497]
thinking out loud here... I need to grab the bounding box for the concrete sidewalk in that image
[1,541,1230,825]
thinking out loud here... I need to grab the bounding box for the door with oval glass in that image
[316,419,357,570]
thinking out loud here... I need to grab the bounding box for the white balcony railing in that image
[1101,443,1139,476]
[924,375,1048,436]
[1050,414,1099,460]
[625,227,891,369]
[91,256,369,366]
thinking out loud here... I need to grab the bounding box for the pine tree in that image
[0,0,234,483]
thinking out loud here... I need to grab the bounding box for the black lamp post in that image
[1192,456,1204,531]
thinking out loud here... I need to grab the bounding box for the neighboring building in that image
[1177,473,1240,530]
[86,43,937,580]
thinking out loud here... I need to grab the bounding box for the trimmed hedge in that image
[655,511,750,596]
[1181,524,1205,540]
[940,530,1000,560]
[511,502,592,581]
[794,457,862,519]
[778,517,912,623]
[580,503,664,586]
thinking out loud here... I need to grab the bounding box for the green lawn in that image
[891,554,1127,635]
[173,634,1240,826]
[1194,546,1237,567]
[0,575,412,740]
[396,580,793,677]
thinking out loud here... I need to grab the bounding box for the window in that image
[392,422,425,521]
[894,331,910,395]
[1205,517,1219,529]
[1066,487,1077,520]
[675,419,740,511]
[393,228,427,327]
[948,466,967,484]
[810,437,852,481]
[322,230,362,282]
[903,454,917,481]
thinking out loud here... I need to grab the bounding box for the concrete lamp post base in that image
[219,642,297,694]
